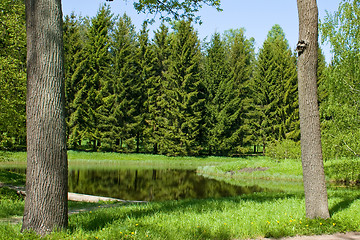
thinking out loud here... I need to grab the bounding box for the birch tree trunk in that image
[296,0,330,219]
[22,0,68,235]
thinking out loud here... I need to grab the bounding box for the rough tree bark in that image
[22,0,68,235]
[296,0,330,219]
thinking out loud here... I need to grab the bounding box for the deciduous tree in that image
[296,0,330,219]
[23,0,221,235]
[320,0,360,159]
[0,0,26,150]
[22,0,68,235]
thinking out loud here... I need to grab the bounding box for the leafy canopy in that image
[125,0,222,23]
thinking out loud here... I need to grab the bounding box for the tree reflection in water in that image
[68,169,266,201]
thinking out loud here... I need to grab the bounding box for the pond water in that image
[68,169,268,201]
[4,166,270,201]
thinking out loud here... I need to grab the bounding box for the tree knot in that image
[296,40,308,56]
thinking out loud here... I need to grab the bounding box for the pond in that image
[68,169,268,201]
[4,166,271,201]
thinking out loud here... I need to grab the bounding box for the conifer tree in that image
[138,22,161,153]
[68,5,113,150]
[213,29,254,155]
[161,20,206,155]
[110,14,138,151]
[251,25,298,152]
[251,40,278,153]
[63,13,87,149]
[203,32,230,154]
[132,21,155,152]
[151,24,171,154]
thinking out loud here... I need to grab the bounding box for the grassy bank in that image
[0,151,240,170]
[198,157,360,185]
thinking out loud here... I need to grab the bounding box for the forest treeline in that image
[1,0,360,158]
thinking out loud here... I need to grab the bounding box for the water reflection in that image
[68,169,266,201]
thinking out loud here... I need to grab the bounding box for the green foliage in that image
[0,2,318,157]
[63,13,87,149]
[145,24,171,154]
[0,0,26,150]
[265,140,301,160]
[324,158,360,183]
[320,0,360,159]
[203,32,230,155]
[105,13,139,152]
[204,29,254,156]
[132,0,222,24]
[158,20,206,156]
[137,22,157,153]
[250,25,299,153]
[67,5,114,151]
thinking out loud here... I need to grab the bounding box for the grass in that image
[0,151,240,170]
[198,157,303,181]
[0,187,24,219]
[198,156,360,186]
[1,190,360,239]
[1,153,360,239]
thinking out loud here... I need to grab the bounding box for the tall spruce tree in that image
[251,40,278,153]
[133,21,155,152]
[138,22,159,153]
[63,13,87,149]
[151,24,171,154]
[212,29,254,155]
[251,25,298,153]
[160,20,206,156]
[68,5,113,150]
[203,32,230,154]
[110,14,138,152]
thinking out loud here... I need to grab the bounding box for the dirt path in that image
[254,232,360,240]
[67,192,147,203]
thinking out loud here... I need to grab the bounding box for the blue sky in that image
[62,0,341,62]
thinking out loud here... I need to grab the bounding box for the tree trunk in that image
[296,0,329,219]
[22,0,68,236]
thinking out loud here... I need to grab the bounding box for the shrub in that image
[265,139,301,160]
[325,158,360,183]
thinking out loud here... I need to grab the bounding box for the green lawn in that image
[1,152,360,239]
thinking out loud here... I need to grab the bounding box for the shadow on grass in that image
[68,192,301,232]
[0,170,26,186]
[329,194,360,217]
